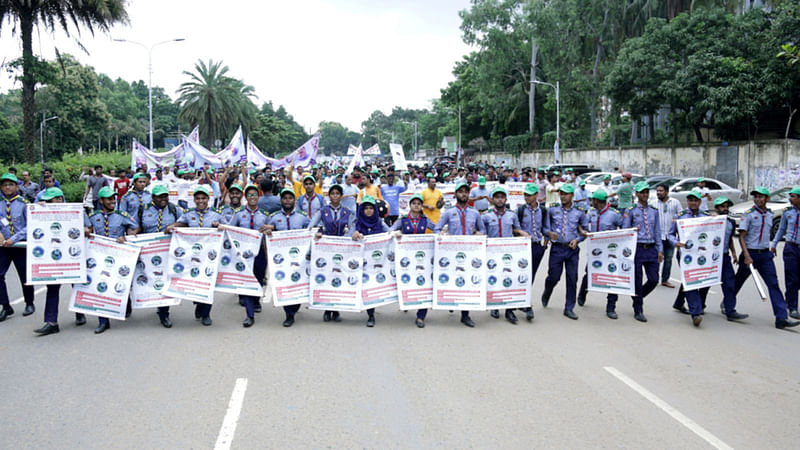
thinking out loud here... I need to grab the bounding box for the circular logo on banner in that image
[68,228,81,240]
[416,275,426,286]
[151,255,162,266]
[205,267,214,277]
[684,240,694,250]
[223,239,232,250]
[50,223,62,234]
[592,248,603,256]
[438,274,449,284]
[191,243,203,255]
[173,263,184,273]
[471,275,482,285]
[683,254,693,264]
[233,241,240,249]
[136,275,148,286]
[273,254,284,264]
[607,243,618,252]
[387,251,395,262]
[348,259,360,270]
[592,260,603,269]
[455,252,467,263]
[438,257,450,268]
[332,254,343,265]
[371,250,383,262]
[207,250,217,261]
[153,280,164,290]
[86,257,96,269]
[502,254,512,265]
[487,259,497,270]
[362,273,369,284]
[96,282,107,293]
[414,251,425,262]
[274,271,285,281]
[315,258,327,268]
[621,262,632,272]
[400,257,411,268]
[713,236,722,247]
[221,256,231,266]
[518,274,528,284]
[315,274,326,284]
[698,233,708,244]
[471,258,483,269]
[190,267,200,277]
[697,255,707,266]
[400,274,411,284]
[174,247,186,258]
[289,247,300,258]
[712,251,720,261]
[607,263,617,273]
[51,249,62,261]
[503,277,512,288]
[104,256,115,268]
[290,272,300,282]
[33,246,44,257]
[242,250,254,259]
[235,262,246,272]
[488,275,497,285]
[118,266,130,277]
[518,258,529,269]
[455,276,465,287]
[32,229,44,240]
[622,248,632,258]
[331,277,342,287]
[84,275,92,286]
[114,282,126,294]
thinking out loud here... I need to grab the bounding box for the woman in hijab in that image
[349,195,389,327]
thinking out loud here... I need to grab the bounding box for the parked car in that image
[729,186,794,240]
[581,171,616,185]
[645,175,681,189]
[649,177,744,209]
[585,173,645,194]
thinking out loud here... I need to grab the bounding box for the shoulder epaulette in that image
[259,208,269,215]
[745,207,755,214]
[765,207,773,213]
[298,210,308,217]
[649,205,658,210]
[576,205,587,212]
[549,202,559,207]
[116,211,130,217]
[610,207,619,213]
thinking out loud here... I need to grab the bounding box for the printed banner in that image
[364,143,380,155]
[127,233,180,309]
[361,233,398,309]
[247,138,270,169]
[504,182,527,211]
[586,228,638,295]
[68,236,141,320]
[216,226,264,296]
[165,228,224,304]
[389,143,408,171]
[486,237,532,309]
[26,203,87,285]
[676,216,726,290]
[397,191,415,216]
[395,234,434,310]
[218,126,247,165]
[309,236,364,311]
[432,235,487,310]
[265,229,312,306]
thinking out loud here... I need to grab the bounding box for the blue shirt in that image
[434,205,486,235]
[667,209,708,246]
[84,210,138,238]
[0,195,27,243]
[544,203,588,244]
[217,204,241,223]
[268,210,310,231]
[341,184,359,214]
[772,206,800,248]
[258,195,281,214]
[469,186,491,211]
[297,193,326,217]
[381,184,407,216]
[738,205,773,249]
[723,217,735,254]
[139,203,182,233]
[309,205,353,236]
[481,208,521,238]
[574,187,589,206]
[177,208,226,228]
[119,189,152,216]
[622,202,663,252]
[391,213,434,234]
[229,206,270,230]
[586,204,622,233]
[518,204,545,242]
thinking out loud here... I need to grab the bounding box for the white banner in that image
[127,233,180,309]
[216,226,264,296]
[504,182,527,211]
[265,229,312,306]
[165,228,224,304]
[68,236,141,320]
[309,236,364,311]
[347,144,359,156]
[218,126,247,165]
[432,235,487,310]
[586,228,638,295]
[26,203,87,285]
[676,216,726,290]
[486,237,532,309]
[395,234,434,311]
[364,143,380,155]
[247,138,270,169]
[390,143,408,171]
[361,233,398,309]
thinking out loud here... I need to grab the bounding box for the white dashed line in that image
[10,287,47,305]
[214,378,248,450]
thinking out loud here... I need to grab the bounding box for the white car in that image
[648,177,744,209]
[729,186,794,239]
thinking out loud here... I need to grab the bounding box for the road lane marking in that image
[10,287,46,306]
[604,366,732,450]
[214,378,248,450]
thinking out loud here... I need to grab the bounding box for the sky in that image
[0,0,474,133]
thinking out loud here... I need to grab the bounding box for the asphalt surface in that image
[0,243,798,449]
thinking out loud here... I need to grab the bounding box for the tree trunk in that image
[694,125,703,143]
[649,114,655,143]
[20,7,36,163]
[529,38,538,136]
[590,7,609,145]
[786,107,797,139]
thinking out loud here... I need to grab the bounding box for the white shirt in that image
[698,187,710,211]
[650,197,682,240]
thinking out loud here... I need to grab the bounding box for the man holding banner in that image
[622,182,663,323]
[713,197,749,323]
[516,183,547,321]
[119,174,152,216]
[669,190,711,326]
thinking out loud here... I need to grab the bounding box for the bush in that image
[503,134,532,155]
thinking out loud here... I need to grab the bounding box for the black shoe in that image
[790,310,800,320]
[201,316,212,326]
[323,311,332,322]
[461,315,475,328]
[194,309,201,320]
[634,313,648,323]
[254,304,262,314]
[35,323,59,336]
[94,322,110,334]
[415,318,425,328]
[283,316,295,327]
[243,317,254,328]
[160,316,172,329]
[563,309,578,320]
[577,295,586,307]
[23,303,35,316]
[125,310,131,319]
[525,308,534,321]
[541,295,550,308]
[490,309,500,319]
[720,301,727,315]
[692,315,702,327]
[505,310,518,324]
[672,304,689,314]
[726,312,749,321]
[332,311,341,322]
[0,306,14,322]
[776,319,800,329]
[606,311,618,320]
[366,315,375,327]
[75,314,86,326]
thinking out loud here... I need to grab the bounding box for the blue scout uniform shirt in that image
[667,209,708,246]
[434,205,486,235]
[723,217,735,254]
[217,204,241,223]
[391,213,434,234]
[738,205,773,249]
[586,204,622,233]
[268,210,310,231]
[229,206,270,230]
[574,187,589,206]
[518,204,546,242]
[482,208,521,238]
[296,193,326,218]
[84,210,138,238]
[309,205,353,236]
[120,189,152,216]
[544,203,589,244]
[140,203,182,233]
[772,206,800,248]
[622,202,663,252]
[177,208,226,228]
[381,184,407,216]
[469,186,490,211]
[0,195,27,243]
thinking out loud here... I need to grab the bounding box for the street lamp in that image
[40,114,58,166]
[113,38,185,150]
[531,79,559,160]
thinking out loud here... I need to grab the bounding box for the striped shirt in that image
[649,197,682,240]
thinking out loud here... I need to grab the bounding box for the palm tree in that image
[176,59,258,148]
[0,0,128,162]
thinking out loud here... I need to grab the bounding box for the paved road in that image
[0,244,798,449]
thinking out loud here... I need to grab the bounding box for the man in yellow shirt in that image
[421,173,444,224]
[356,172,384,204]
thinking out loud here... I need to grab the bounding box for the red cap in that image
[622,172,632,179]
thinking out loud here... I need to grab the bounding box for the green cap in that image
[491,186,507,197]
[0,173,18,183]
[426,172,435,179]
[714,196,733,207]
[478,176,486,185]
[697,177,706,183]
[361,195,376,205]
[41,187,65,201]
[579,180,586,186]
[443,172,450,178]
[193,185,210,196]
[244,184,259,194]
[591,190,608,201]
[537,167,546,172]
[280,188,295,198]
[559,184,575,194]
[790,186,800,196]
[328,184,343,194]
[370,169,379,175]
[409,194,424,204]
[97,186,116,198]
[552,171,560,176]
[634,181,650,192]
[177,169,187,176]
[565,167,574,173]
[151,185,169,196]
[750,186,770,196]
[686,189,702,200]
[402,171,410,175]
[523,183,538,195]
[303,175,316,184]
[229,183,243,192]
[455,182,471,193]
[132,173,147,181]
[603,174,611,180]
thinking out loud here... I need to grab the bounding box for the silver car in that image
[729,186,794,240]
[648,177,744,208]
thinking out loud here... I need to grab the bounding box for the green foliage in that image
[249,102,308,157]
[502,133,531,155]
[0,114,22,162]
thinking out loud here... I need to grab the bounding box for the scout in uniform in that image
[469,176,490,213]
[622,181,663,323]
[392,194,435,328]
[714,197,749,322]
[349,195,390,327]
[297,175,326,217]
[577,189,623,319]
[668,190,710,326]
[770,186,800,320]
[0,173,35,322]
[119,173,152,216]
[734,187,798,329]
[515,183,547,321]
[218,183,244,223]
[84,186,138,334]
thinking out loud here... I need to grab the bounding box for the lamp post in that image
[531,79,559,157]
[113,38,185,150]
[40,114,58,166]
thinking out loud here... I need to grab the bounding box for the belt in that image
[749,248,769,253]
[552,242,573,248]
[637,243,656,249]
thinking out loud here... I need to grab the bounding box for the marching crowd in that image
[0,160,799,336]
